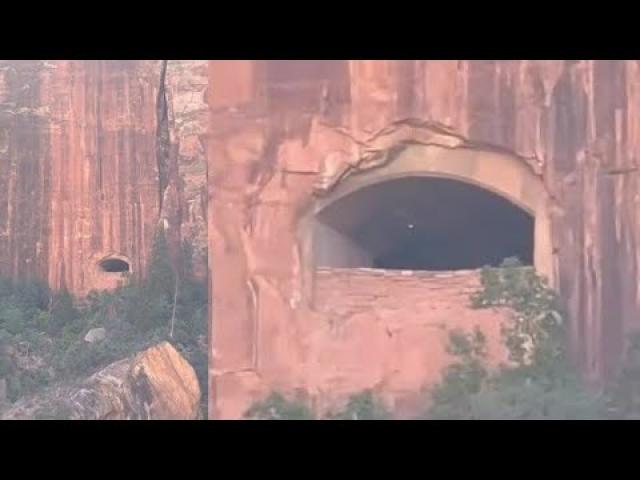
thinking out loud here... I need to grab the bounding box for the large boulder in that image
[0,341,201,420]
[84,328,106,343]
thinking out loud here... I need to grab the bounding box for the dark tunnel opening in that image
[99,258,131,273]
[314,177,534,271]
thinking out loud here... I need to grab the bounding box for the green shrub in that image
[470,375,603,420]
[58,339,130,379]
[426,329,602,420]
[0,328,12,378]
[245,390,391,420]
[426,328,489,420]
[0,302,27,335]
[425,259,605,420]
[15,369,52,400]
[327,390,391,420]
[11,278,50,312]
[48,289,81,336]
[127,294,171,333]
[606,332,640,419]
[244,392,316,420]
[34,403,74,420]
[146,227,176,301]
[33,311,50,331]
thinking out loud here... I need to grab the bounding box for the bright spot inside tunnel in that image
[99,258,130,273]
[313,177,534,271]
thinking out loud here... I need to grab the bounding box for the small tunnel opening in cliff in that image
[99,258,131,273]
[313,177,534,271]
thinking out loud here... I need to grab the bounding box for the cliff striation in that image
[0,60,208,296]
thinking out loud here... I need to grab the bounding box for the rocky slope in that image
[1,341,201,420]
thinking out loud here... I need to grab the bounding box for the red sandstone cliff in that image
[0,60,208,295]
[2,60,636,418]
[208,60,640,417]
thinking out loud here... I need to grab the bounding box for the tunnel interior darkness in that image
[99,258,131,273]
[314,177,534,271]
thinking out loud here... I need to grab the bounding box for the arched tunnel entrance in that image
[313,176,534,271]
[98,257,131,273]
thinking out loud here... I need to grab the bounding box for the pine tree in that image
[146,227,176,300]
[128,227,175,333]
[48,289,81,336]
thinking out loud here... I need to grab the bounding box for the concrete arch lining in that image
[314,145,544,216]
[305,144,554,287]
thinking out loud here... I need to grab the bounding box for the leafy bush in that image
[33,311,50,331]
[187,347,208,415]
[327,390,391,420]
[425,259,606,420]
[469,375,604,420]
[146,228,176,298]
[48,289,82,336]
[34,403,74,420]
[606,332,640,419]
[127,294,171,333]
[245,390,391,420]
[425,328,489,420]
[0,302,27,335]
[0,329,12,378]
[425,328,603,420]
[7,369,52,403]
[244,392,316,420]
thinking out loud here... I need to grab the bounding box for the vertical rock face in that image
[46,60,161,294]
[0,60,208,295]
[310,268,511,418]
[209,60,640,418]
[165,60,209,278]
[0,61,51,282]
